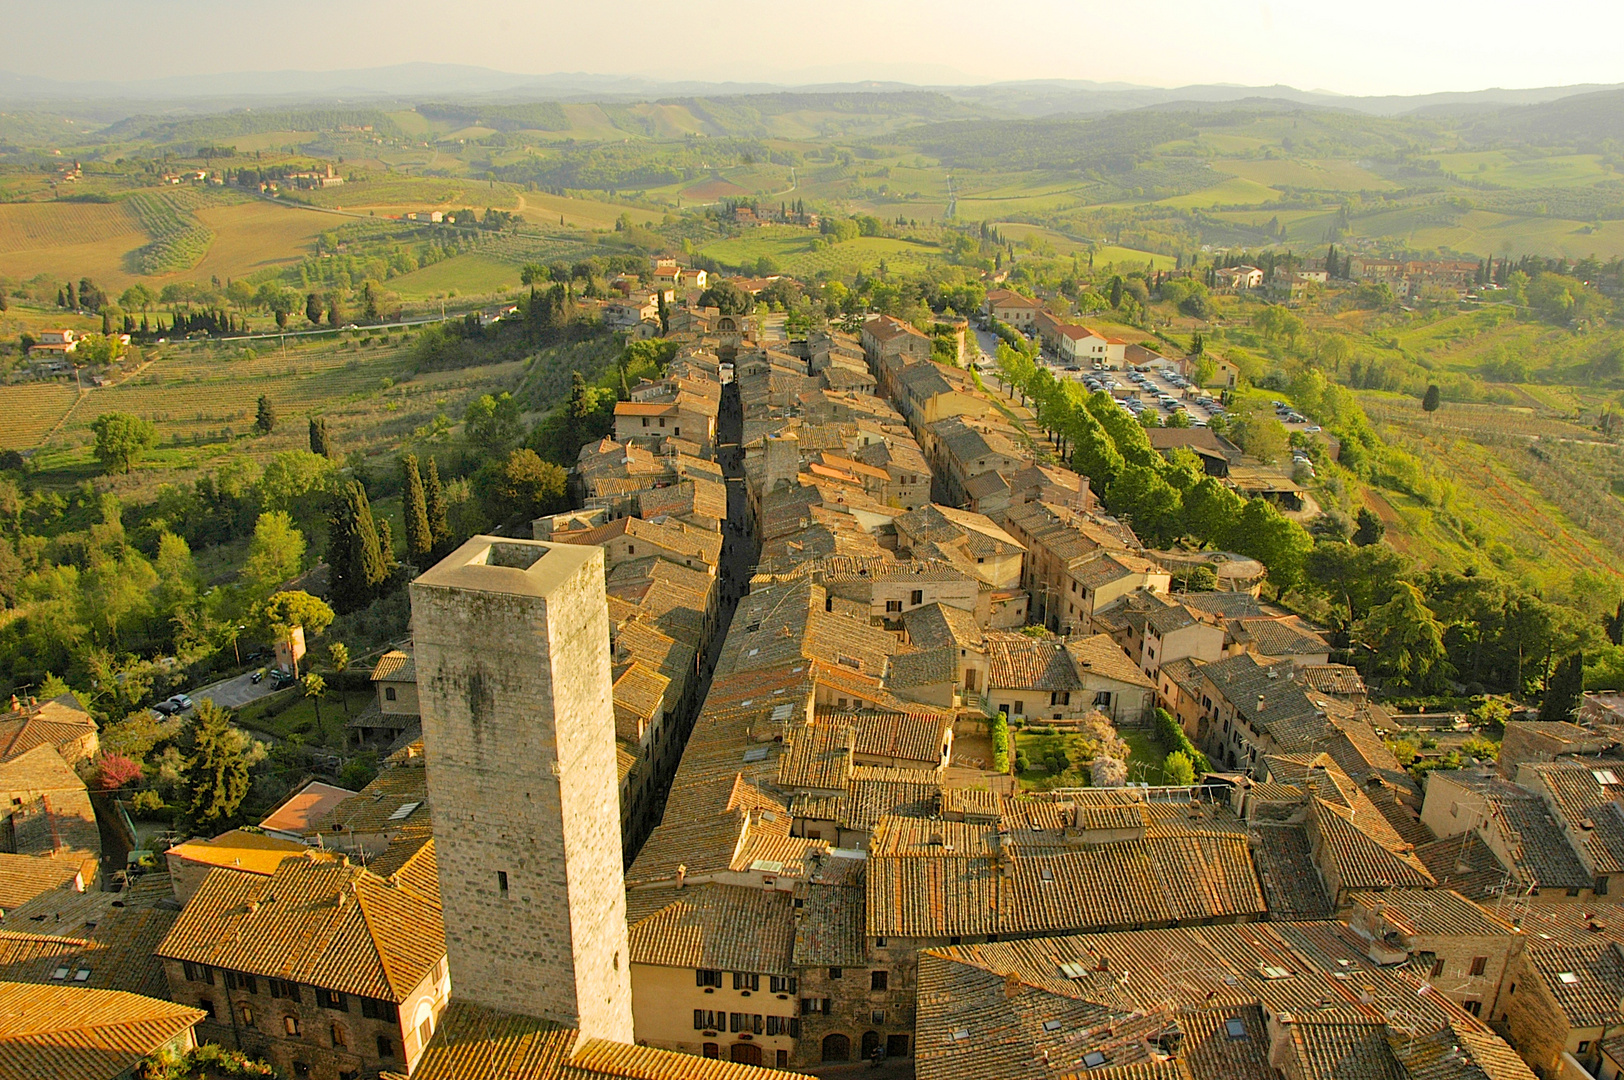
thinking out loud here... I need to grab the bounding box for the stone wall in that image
[411,537,634,1043]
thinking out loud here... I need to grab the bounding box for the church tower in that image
[410,536,632,1042]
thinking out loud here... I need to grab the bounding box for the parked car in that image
[250,668,266,685]
[269,668,297,689]
[151,701,180,717]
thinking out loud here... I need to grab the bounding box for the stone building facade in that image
[411,537,634,1043]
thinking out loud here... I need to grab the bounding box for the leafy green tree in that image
[305,292,324,327]
[1233,412,1289,464]
[1230,498,1312,594]
[241,511,305,598]
[1163,751,1196,786]
[1539,651,1585,721]
[1359,581,1450,690]
[91,413,157,474]
[142,1044,277,1079]
[154,531,200,616]
[254,394,277,436]
[423,457,450,551]
[1423,384,1442,414]
[302,672,327,735]
[1353,507,1385,546]
[477,449,569,523]
[179,701,251,836]
[327,642,351,715]
[308,415,330,458]
[1607,599,1624,647]
[697,280,755,316]
[326,481,389,614]
[463,392,522,457]
[400,454,433,564]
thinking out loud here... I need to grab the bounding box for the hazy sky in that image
[4,0,1622,97]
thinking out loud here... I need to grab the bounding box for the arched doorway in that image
[822,1033,851,1062]
[861,1031,882,1060]
[730,1043,763,1066]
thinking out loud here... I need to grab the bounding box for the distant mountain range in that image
[0,62,1619,122]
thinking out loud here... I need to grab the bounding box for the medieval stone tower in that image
[410,536,633,1043]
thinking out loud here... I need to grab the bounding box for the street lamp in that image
[232,625,246,666]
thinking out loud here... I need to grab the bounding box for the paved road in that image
[190,670,281,710]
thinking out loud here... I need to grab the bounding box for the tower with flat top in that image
[410,536,632,1042]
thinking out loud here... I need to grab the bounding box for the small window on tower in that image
[497,871,509,895]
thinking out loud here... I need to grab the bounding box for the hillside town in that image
[6,261,1624,1080]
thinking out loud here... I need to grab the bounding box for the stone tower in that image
[410,536,633,1042]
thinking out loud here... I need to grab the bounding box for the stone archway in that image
[822,1033,851,1062]
[861,1031,882,1060]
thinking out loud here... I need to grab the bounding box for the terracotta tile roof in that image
[370,649,415,682]
[1066,633,1155,689]
[628,884,796,975]
[1228,617,1330,659]
[0,891,178,1001]
[613,661,671,741]
[790,771,940,832]
[1411,833,1508,903]
[156,844,444,1001]
[1527,761,1624,873]
[0,982,204,1080]
[903,603,985,652]
[888,647,957,691]
[913,918,1510,1080]
[986,633,1081,692]
[777,723,853,792]
[1299,664,1367,698]
[1388,1022,1538,1080]
[259,780,359,835]
[792,883,867,967]
[1310,799,1434,890]
[864,314,928,342]
[1525,941,1624,1027]
[165,828,314,877]
[304,763,431,839]
[1350,887,1515,938]
[1247,822,1332,919]
[0,853,90,910]
[0,695,96,765]
[867,820,1265,938]
[1450,773,1593,890]
[0,744,99,858]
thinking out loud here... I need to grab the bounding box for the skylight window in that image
[952,1029,970,1041]
[1042,1019,1063,1032]
[386,801,421,822]
[1595,769,1619,785]
[50,967,68,981]
[73,969,90,981]
[1225,1018,1248,1040]
[1058,962,1089,979]
[1083,1051,1108,1069]
[1559,972,1581,984]
[1259,965,1292,980]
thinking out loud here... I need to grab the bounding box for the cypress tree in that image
[1608,600,1624,647]
[401,454,433,564]
[255,394,277,435]
[180,702,250,835]
[424,458,450,550]
[1539,651,1585,722]
[308,415,330,458]
[328,480,388,613]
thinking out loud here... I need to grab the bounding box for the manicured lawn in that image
[236,688,373,747]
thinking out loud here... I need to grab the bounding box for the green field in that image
[1158,175,1281,209]
[388,253,521,298]
[698,230,941,277]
